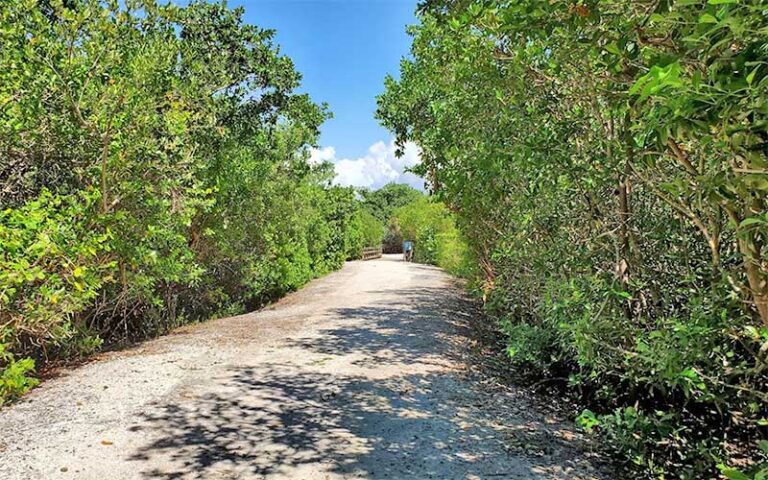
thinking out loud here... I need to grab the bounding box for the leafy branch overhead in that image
[378,0,768,477]
[0,0,381,402]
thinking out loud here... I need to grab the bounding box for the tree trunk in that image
[740,196,768,326]
[100,133,111,213]
[616,123,633,319]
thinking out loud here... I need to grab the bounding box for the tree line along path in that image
[0,255,606,480]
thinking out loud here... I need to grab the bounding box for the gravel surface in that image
[0,255,608,479]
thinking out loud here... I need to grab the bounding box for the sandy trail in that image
[0,255,605,479]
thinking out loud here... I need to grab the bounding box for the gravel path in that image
[0,255,606,479]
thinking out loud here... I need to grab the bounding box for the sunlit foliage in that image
[379,0,768,476]
[0,0,371,402]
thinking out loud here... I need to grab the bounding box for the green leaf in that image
[576,409,600,432]
[679,368,699,379]
[744,175,768,191]
[720,469,750,480]
[708,0,738,4]
[746,66,759,86]
[759,440,768,454]
[605,43,622,56]
[744,325,760,338]
[739,217,765,228]
[699,13,719,23]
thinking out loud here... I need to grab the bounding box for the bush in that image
[0,0,369,403]
[0,344,39,405]
[378,0,768,476]
[0,190,113,359]
[359,210,385,249]
[345,209,385,260]
[393,198,472,276]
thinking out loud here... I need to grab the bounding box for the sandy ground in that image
[0,255,607,480]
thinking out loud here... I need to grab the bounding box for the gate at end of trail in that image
[362,246,383,261]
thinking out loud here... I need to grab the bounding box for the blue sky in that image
[231,0,423,189]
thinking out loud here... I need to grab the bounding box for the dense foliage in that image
[360,182,424,223]
[393,197,472,276]
[0,0,379,403]
[378,0,768,477]
[360,182,423,252]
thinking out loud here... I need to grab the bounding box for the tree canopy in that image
[378,0,768,477]
[359,182,424,223]
[0,0,379,402]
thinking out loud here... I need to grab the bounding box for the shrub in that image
[0,0,370,402]
[0,190,113,359]
[394,197,471,275]
[378,0,768,475]
[0,343,39,404]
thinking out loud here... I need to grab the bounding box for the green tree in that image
[359,183,424,252]
[394,197,470,276]
[378,1,768,476]
[0,0,365,403]
[360,182,424,222]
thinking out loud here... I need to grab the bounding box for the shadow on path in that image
[130,365,530,479]
[285,287,476,368]
[127,286,599,479]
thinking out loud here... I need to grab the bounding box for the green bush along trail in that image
[3,1,768,479]
[0,1,382,402]
[377,1,768,478]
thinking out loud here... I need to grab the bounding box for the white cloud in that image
[308,139,424,190]
[308,145,336,165]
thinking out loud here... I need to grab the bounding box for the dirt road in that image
[0,255,605,479]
